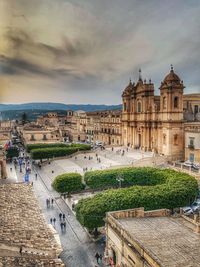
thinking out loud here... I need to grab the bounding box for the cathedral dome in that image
[163,65,181,84]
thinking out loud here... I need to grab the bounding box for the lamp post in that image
[116,174,124,188]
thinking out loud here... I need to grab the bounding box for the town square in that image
[0,0,200,267]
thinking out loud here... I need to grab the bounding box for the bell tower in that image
[160,65,184,121]
[121,79,134,146]
[159,65,185,160]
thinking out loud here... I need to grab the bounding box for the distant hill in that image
[0,103,122,112]
[0,103,122,121]
[1,109,67,121]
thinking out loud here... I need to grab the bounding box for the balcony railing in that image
[188,144,195,150]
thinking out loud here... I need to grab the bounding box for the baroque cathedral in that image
[122,66,185,159]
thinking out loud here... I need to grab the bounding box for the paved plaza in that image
[46,147,154,176]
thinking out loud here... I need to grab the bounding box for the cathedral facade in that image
[122,66,185,159]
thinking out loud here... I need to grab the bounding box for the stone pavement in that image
[42,147,154,181]
[11,163,105,267]
[5,162,18,182]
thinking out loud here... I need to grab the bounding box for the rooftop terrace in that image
[107,208,200,267]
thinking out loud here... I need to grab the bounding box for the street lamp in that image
[116,174,124,188]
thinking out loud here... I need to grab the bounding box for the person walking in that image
[46,199,49,208]
[53,218,56,225]
[99,254,103,264]
[35,173,37,180]
[59,213,62,220]
[51,198,54,206]
[60,222,63,231]
[50,218,53,224]
[95,252,100,264]
[63,221,66,230]
[62,213,65,221]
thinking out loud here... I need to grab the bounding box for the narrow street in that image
[8,162,105,267]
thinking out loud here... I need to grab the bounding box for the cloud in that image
[0,0,200,104]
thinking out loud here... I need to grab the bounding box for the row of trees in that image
[51,167,198,230]
[84,167,167,189]
[75,168,198,229]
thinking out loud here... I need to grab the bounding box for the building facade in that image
[94,110,122,146]
[185,122,200,162]
[74,110,122,146]
[0,121,13,144]
[121,66,200,160]
[18,123,61,145]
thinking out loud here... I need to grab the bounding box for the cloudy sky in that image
[0,0,199,104]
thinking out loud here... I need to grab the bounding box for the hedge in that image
[31,147,78,160]
[70,144,91,151]
[27,143,68,152]
[76,168,198,229]
[31,144,91,159]
[52,173,83,193]
[85,167,167,189]
[27,143,91,153]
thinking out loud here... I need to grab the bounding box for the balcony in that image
[188,144,195,150]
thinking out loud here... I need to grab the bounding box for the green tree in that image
[76,168,198,230]
[6,147,19,159]
[52,173,83,193]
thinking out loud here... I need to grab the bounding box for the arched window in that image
[124,102,126,111]
[174,97,179,108]
[163,97,167,109]
[137,102,142,113]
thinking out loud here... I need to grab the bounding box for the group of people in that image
[115,148,128,156]
[83,167,89,172]
[46,198,54,208]
[95,153,101,163]
[59,213,66,232]
[81,154,102,172]
[50,217,57,225]
[50,212,67,232]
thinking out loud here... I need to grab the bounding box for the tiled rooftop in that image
[0,183,64,267]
